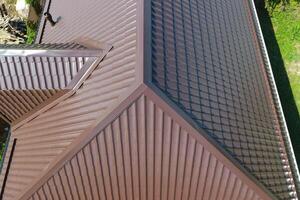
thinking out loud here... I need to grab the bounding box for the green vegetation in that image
[257,1,300,164]
[0,143,6,162]
[269,1,300,111]
[0,120,9,164]
[25,0,42,14]
[265,0,300,12]
[26,21,37,44]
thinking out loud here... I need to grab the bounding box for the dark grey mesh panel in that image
[151,0,296,199]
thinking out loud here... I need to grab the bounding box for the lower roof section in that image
[0,41,109,123]
[16,85,273,200]
[0,89,64,122]
[0,43,95,91]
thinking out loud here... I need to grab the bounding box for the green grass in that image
[290,73,300,107]
[270,1,300,111]
[26,21,37,44]
[257,1,300,164]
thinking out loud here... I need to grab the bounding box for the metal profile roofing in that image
[0,43,103,122]
[150,0,299,199]
[0,0,141,198]
[22,89,272,200]
[0,43,94,90]
[0,0,298,199]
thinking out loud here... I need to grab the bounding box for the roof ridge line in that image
[15,83,147,200]
[145,81,279,200]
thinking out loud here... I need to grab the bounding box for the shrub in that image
[25,0,42,15]
[26,21,37,44]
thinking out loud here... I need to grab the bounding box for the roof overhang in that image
[0,38,112,124]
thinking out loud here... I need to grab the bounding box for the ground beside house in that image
[270,2,300,111]
[257,1,300,165]
[264,1,300,113]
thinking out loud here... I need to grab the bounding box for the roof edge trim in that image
[12,44,112,130]
[72,37,112,50]
[247,0,300,195]
[143,0,152,84]
[0,49,102,57]
[34,0,51,44]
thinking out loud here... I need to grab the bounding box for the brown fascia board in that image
[34,0,52,44]
[16,84,274,200]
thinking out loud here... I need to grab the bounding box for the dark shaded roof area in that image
[151,0,297,199]
[0,118,9,145]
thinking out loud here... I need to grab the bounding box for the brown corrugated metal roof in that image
[0,89,61,122]
[0,0,298,199]
[0,42,107,122]
[17,86,273,200]
[0,43,90,90]
[0,0,141,198]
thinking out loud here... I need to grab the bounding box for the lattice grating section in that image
[151,0,297,199]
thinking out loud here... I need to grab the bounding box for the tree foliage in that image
[25,0,42,14]
[265,0,300,12]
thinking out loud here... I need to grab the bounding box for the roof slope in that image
[0,42,103,122]
[0,0,142,198]
[0,0,299,199]
[16,86,273,200]
[0,43,92,90]
[150,0,298,199]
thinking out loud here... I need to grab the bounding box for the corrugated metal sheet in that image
[24,94,271,200]
[0,0,139,198]
[0,43,86,50]
[0,43,99,122]
[150,0,297,199]
[0,51,88,90]
[0,89,60,122]
[41,0,137,43]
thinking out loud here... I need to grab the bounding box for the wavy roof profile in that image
[0,39,110,122]
[0,0,299,199]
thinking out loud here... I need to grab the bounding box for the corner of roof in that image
[15,83,148,200]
